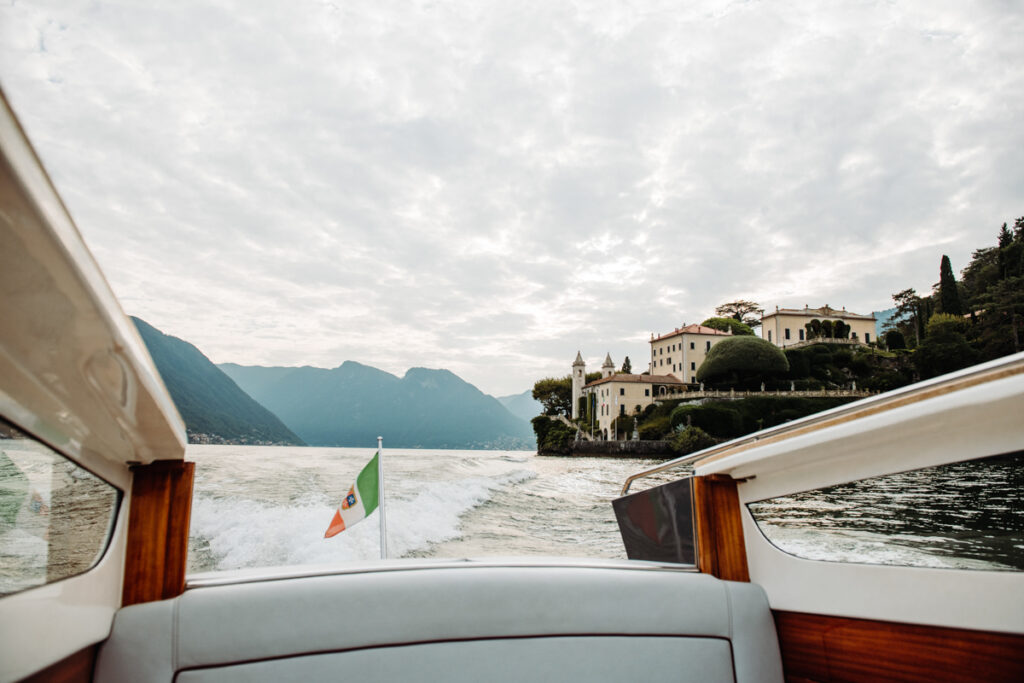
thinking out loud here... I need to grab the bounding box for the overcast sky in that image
[2,1,1022,396]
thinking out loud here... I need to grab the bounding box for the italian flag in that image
[324,452,380,538]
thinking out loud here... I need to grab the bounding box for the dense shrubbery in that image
[638,415,673,440]
[697,336,789,388]
[637,396,857,443]
[670,402,744,438]
[530,415,576,454]
[668,426,717,455]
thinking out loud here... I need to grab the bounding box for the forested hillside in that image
[133,318,305,446]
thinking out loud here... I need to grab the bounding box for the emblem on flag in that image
[324,453,381,538]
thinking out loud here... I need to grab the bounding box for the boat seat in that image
[94,564,784,683]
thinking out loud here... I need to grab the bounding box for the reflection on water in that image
[0,423,120,596]
[749,451,1024,571]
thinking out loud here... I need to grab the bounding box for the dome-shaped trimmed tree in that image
[696,336,790,388]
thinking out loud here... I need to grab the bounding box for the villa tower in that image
[602,353,615,378]
[571,351,586,419]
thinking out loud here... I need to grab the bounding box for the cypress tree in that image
[998,223,1012,278]
[939,255,963,317]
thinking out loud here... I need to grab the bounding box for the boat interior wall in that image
[0,497,128,683]
[18,644,99,683]
[773,610,1024,683]
[741,507,1023,635]
[94,565,784,683]
[0,92,186,487]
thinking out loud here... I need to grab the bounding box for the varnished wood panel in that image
[122,460,194,606]
[774,610,1024,683]
[693,474,749,581]
[18,644,97,683]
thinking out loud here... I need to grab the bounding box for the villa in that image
[648,323,733,382]
[573,323,733,439]
[761,305,876,347]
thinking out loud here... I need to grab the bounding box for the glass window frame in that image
[0,415,123,597]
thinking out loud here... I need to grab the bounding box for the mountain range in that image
[496,390,543,422]
[132,318,304,445]
[220,362,534,449]
[133,317,535,449]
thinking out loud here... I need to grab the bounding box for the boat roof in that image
[0,91,186,487]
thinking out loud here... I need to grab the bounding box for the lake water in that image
[186,445,1022,575]
[187,445,672,573]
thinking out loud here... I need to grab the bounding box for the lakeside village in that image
[531,221,1024,457]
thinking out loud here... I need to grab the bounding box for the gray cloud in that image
[2,0,1022,396]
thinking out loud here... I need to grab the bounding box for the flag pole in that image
[377,435,387,559]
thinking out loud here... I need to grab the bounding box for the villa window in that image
[705,341,711,351]
[691,375,696,382]
[785,328,791,340]
[645,389,650,396]
[799,329,805,341]
[690,342,695,350]
[620,388,625,396]
[866,333,871,343]
[691,362,695,370]
[667,357,671,364]
[619,405,625,417]
[768,330,772,342]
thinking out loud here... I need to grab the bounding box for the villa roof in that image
[764,305,876,321]
[652,324,732,343]
[583,373,685,388]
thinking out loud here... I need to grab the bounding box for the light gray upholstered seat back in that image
[95,565,783,683]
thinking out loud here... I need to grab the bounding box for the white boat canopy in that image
[0,92,186,488]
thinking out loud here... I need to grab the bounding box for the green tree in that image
[960,247,998,306]
[832,320,850,339]
[701,317,755,335]
[806,319,823,339]
[914,314,978,379]
[820,319,834,338]
[621,356,632,374]
[976,276,1024,356]
[530,415,576,454]
[531,376,572,416]
[696,336,790,388]
[938,255,964,316]
[884,330,906,350]
[892,288,927,345]
[997,223,1013,278]
[714,300,763,328]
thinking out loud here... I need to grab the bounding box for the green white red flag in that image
[324,452,380,538]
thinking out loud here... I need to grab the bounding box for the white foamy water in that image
[186,446,660,573]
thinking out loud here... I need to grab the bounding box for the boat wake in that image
[188,469,537,571]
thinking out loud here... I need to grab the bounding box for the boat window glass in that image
[747,451,1023,571]
[0,417,121,596]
